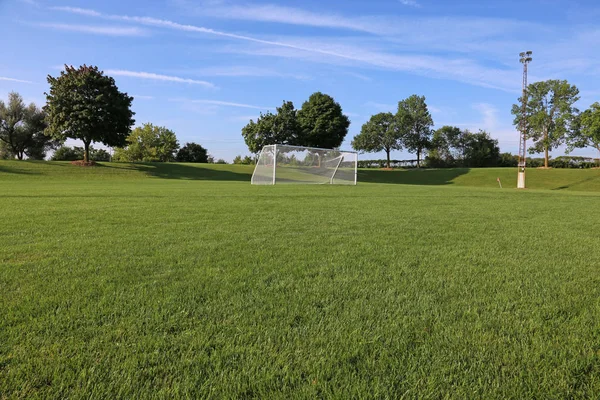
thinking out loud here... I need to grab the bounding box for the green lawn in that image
[1,161,600,398]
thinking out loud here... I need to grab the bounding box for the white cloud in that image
[0,76,34,84]
[37,23,147,36]
[472,103,499,129]
[190,99,271,110]
[179,66,309,80]
[132,95,154,100]
[50,6,102,17]
[398,0,420,7]
[171,98,272,110]
[104,70,215,88]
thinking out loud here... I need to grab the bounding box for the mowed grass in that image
[1,161,600,398]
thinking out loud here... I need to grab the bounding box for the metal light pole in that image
[517,51,532,189]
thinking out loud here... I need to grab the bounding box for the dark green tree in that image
[0,140,13,159]
[396,95,434,167]
[568,102,600,155]
[511,80,579,168]
[427,125,463,167]
[0,92,60,160]
[462,130,501,167]
[242,101,300,154]
[176,142,208,163]
[44,65,135,162]
[297,92,350,149]
[113,123,179,162]
[352,112,401,168]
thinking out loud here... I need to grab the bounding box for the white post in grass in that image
[272,144,276,185]
[354,153,358,185]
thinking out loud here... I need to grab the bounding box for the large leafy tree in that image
[568,102,600,155]
[113,123,179,162]
[511,80,579,168]
[352,112,401,168]
[0,92,60,160]
[44,65,135,162]
[396,95,434,167]
[297,92,350,149]
[242,101,300,153]
[428,125,464,167]
[176,142,209,163]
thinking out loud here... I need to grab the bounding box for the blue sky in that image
[1,0,600,161]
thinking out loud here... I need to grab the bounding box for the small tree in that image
[44,65,135,163]
[396,95,434,167]
[511,80,579,168]
[568,102,600,156]
[352,112,401,168]
[0,92,60,160]
[176,142,208,163]
[114,123,179,162]
[297,92,350,149]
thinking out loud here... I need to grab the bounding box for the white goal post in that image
[251,144,358,185]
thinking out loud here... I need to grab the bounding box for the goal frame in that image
[250,144,358,185]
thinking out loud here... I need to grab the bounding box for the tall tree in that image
[176,142,208,163]
[351,112,401,168]
[568,102,600,155]
[396,95,434,167]
[0,92,59,160]
[297,92,350,149]
[511,80,579,168]
[113,123,179,162]
[242,101,300,153]
[44,65,135,162]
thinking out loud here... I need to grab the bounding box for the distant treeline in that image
[359,155,600,169]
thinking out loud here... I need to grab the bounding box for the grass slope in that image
[1,161,600,398]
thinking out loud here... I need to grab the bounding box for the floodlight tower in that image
[517,51,532,189]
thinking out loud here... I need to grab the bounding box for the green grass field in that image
[2,161,600,398]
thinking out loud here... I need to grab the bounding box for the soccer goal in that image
[251,144,358,185]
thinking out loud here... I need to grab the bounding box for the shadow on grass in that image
[99,162,253,182]
[552,174,600,190]
[0,163,41,175]
[359,168,470,185]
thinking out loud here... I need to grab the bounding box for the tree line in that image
[1,64,599,166]
[241,85,600,169]
[0,65,215,164]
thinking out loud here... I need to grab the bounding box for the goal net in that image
[251,144,358,185]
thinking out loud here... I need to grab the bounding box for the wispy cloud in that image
[48,6,541,92]
[37,23,147,36]
[190,99,272,110]
[132,94,154,100]
[177,66,310,80]
[171,98,272,110]
[104,70,215,88]
[0,76,34,84]
[50,6,102,17]
[398,0,420,7]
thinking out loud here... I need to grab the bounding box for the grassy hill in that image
[1,161,600,398]
[1,160,600,192]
